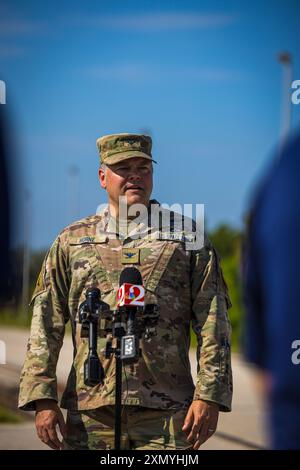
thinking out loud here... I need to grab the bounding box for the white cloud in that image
[85,64,241,83]
[0,6,49,60]
[78,12,237,32]
[0,45,27,58]
[87,64,150,80]
[0,18,45,36]
[23,134,92,154]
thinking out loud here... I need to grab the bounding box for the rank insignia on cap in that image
[121,248,140,264]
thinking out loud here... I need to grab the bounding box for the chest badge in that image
[121,248,140,264]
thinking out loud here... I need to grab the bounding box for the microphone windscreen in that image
[86,287,101,298]
[119,267,143,286]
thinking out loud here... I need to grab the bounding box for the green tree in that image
[209,224,244,350]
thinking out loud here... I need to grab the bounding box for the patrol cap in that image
[96,133,157,165]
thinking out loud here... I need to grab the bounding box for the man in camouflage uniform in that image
[18,133,232,450]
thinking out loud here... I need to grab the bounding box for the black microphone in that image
[118,267,144,363]
[119,267,143,334]
[79,287,105,386]
[119,266,143,286]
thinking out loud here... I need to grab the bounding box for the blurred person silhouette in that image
[0,109,11,304]
[243,131,300,450]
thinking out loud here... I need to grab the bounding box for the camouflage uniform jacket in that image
[18,201,233,412]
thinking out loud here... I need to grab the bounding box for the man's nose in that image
[128,171,141,181]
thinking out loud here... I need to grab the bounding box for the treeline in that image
[209,225,244,350]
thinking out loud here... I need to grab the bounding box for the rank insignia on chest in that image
[121,248,140,264]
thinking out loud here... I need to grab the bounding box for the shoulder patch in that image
[30,261,47,305]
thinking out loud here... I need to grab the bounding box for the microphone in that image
[117,267,144,363]
[79,287,106,386]
[117,267,145,308]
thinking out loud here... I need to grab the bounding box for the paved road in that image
[0,326,268,450]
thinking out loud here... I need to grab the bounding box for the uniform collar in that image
[96,199,160,240]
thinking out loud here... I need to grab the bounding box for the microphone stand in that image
[115,329,123,451]
[105,304,159,450]
[105,306,128,450]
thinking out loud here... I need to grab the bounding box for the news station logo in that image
[117,283,145,307]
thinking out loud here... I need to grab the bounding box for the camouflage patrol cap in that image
[96,133,157,165]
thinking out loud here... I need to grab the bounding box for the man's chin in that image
[125,193,148,208]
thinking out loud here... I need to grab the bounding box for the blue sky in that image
[1,0,300,248]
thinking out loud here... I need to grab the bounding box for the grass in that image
[0,307,73,334]
[0,307,32,329]
[0,405,24,424]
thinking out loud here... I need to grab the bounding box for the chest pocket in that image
[69,235,115,299]
[138,237,191,297]
[142,242,177,293]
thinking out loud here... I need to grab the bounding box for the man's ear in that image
[98,167,107,189]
